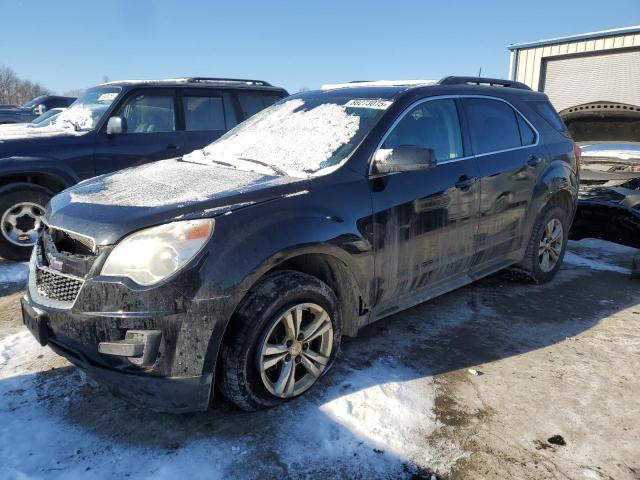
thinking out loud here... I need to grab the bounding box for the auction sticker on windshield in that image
[98,93,118,103]
[345,99,393,110]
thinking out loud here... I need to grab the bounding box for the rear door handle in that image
[527,155,542,167]
[167,144,181,150]
[455,175,479,191]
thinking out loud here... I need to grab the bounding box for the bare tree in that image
[0,65,49,105]
[63,89,85,98]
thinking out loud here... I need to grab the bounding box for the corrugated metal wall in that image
[514,31,640,90]
[542,49,640,111]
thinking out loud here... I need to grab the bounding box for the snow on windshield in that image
[54,104,98,131]
[184,99,364,177]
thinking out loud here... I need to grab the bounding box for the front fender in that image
[0,156,79,188]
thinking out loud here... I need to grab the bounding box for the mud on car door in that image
[370,98,481,315]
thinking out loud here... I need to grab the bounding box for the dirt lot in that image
[0,240,638,479]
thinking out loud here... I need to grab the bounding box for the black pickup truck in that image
[0,95,76,124]
[0,77,288,260]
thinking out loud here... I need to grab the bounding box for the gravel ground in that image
[0,240,638,479]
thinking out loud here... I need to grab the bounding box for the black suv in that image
[22,77,578,413]
[0,95,76,124]
[0,78,288,260]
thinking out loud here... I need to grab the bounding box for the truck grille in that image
[35,267,84,303]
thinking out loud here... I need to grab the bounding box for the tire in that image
[219,270,341,411]
[0,183,52,261]
[516,205,569,284]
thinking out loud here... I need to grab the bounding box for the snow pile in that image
[185,99,361,177]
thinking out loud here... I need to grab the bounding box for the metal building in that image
[508,25,640,112]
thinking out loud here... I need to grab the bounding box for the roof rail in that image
[184,77,272,87]
[439,76,531,90]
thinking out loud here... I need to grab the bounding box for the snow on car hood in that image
[51,158,307,245]
[184,99,361,177]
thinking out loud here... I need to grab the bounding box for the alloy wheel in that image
[538,218,563,272]
[259,303,333,398]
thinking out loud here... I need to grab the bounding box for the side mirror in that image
[372,146,437,175]
[106,116,126,135]
[34,104,46,116]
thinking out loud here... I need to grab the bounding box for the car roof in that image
[99,77,288,93]
[306,77,544,102]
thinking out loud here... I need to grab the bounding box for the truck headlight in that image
[101,219,214,286]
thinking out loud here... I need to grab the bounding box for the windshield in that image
[53,86,121,131]
[183,96,392,177]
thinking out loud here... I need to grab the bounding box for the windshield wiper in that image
[237,157,287,176]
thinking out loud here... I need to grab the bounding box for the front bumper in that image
[21,294,217,413]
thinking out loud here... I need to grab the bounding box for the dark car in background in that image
[0,95,76,124]
[0,77,288,260]
[561,102,640,250]
[22,77,578,413]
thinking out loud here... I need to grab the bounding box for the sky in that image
[1,0,638,95]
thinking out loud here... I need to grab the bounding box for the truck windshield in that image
[184,95,392,178]
[53,87,121,131]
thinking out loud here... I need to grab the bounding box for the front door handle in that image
[167,144,181,151]
[527,155,542,167]
[455,175,479,191]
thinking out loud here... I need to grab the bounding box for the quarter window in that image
[118,93,176,133]
[382,99,463,162]
[183,96,226,131]
[463,98,522,154]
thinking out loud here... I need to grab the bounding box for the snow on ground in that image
[0,326,460,479]
[565,239,635,274]
[0,238,635,479]
[0,261,27,285]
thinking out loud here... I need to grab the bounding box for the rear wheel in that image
[0,184,52,261]
[516,205,569,284]
[219,270,341,411]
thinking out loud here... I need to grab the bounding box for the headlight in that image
[101,219,214,286]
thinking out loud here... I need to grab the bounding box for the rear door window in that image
[183,95,226,131]
[462,98,522,154]
[237,92,282,119]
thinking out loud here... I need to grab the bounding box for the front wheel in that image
[0,183,52,261]
[516,205,569,284]
[219,270,341,411]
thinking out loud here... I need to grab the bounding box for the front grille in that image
[36,267,84,303]
[29,242,85,309]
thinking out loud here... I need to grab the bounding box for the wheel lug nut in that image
[285,354,291,362]
[297,333,304,341]
[295,356,302,364]
[302,343,309,350]
[286,340,293,347]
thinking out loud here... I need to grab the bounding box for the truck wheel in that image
[516,205,569,284]
[0,183,52,261]
[219,270,341,411]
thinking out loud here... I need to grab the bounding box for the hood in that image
[0,123,83,143]
[48,158,309,245]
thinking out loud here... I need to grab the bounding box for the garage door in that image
[542,49,640,112]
